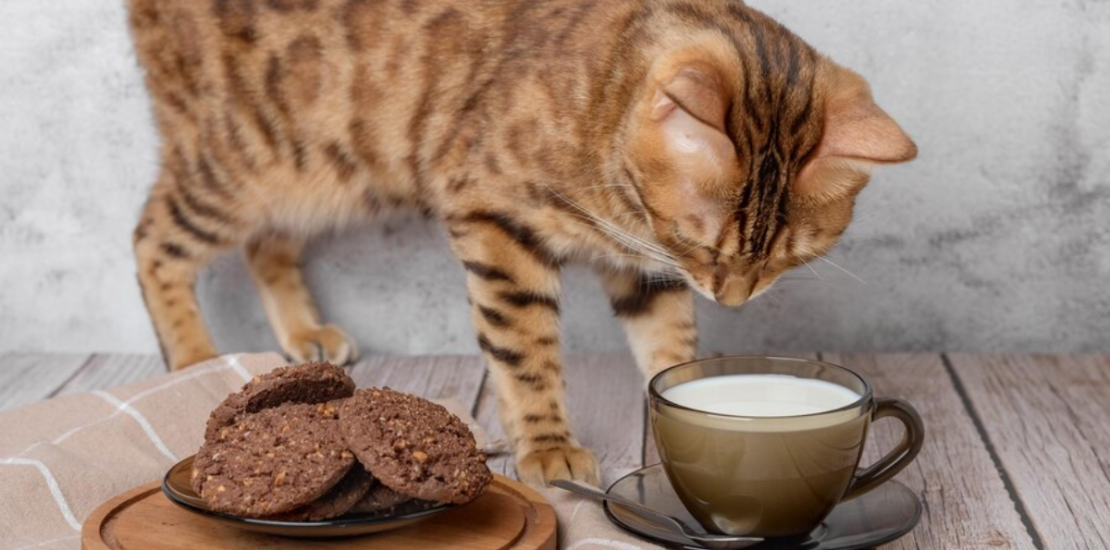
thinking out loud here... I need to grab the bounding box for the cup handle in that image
[842,397,925,501]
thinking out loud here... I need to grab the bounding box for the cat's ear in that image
[819,67,917,164]
[628,56,738,243]
[651,65,737,185]
[646,66,737,241]
[796,67,916,200]
[654,66,729,132]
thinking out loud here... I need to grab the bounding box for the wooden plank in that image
[0,353,91,411]
[949,353,1110,550]
[54,354,166,396]
[642,352,821,468]
[476,352,645,486]
[824,353,1038,550]
[475,373,515,478]
[348,355,487,406]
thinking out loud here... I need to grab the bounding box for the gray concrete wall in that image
[1,0,1108,357]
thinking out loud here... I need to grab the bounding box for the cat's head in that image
[624,8,916,306]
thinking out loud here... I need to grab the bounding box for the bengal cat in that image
[128,0,916,486]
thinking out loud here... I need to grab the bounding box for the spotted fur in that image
[128,0,916,487]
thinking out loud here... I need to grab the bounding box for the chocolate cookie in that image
[204,362,354,442]
[192,402,355,517]
[348,481,413,515]
[271,464,374,522]
[339,388,492,504]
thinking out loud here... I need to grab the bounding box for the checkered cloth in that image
[0,353,662,550]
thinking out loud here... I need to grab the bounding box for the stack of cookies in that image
[190,362,493,521]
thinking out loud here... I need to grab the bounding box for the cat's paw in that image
[284,324,360,366]
[516,445,601,488]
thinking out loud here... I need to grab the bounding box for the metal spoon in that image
[551,479,764,550]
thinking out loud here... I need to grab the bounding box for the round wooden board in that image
[83,474,555,550]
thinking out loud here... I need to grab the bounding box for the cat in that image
[127,0,916,486]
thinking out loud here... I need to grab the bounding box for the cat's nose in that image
[712,267,756,307]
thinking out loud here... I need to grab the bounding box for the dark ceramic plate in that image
[163,455,455,538]
[604,464,922,550]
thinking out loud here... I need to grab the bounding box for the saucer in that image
[604,464,922,550]
[163,455,455,538]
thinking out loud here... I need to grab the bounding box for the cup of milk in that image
[648,356,924,538]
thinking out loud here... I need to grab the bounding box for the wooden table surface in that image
[2,352,1108,549]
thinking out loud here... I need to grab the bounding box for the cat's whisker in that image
[774,279,857,288]
[592,217,673,259]
[757,287,785,306]
[543,185,680,266]
[591,252,655,263]
[579,219,682,269]
[591,252,680,271]
[583,218,677,265]
[602,208,652,228]
[818,256,868,285]
[803,261,823,281]
[567,183,640,192]
[560,194,670,256]
[670,238,703,258]
[640,272,687,287]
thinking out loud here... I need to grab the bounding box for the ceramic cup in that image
[648,356,924,538]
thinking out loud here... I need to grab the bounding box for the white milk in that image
[662,374,861,417]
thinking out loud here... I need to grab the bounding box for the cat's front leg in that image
[597,268,698,382]
[244,232,359,365]
[447,213,600,487]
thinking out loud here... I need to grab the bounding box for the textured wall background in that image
[1,0,1108,357]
